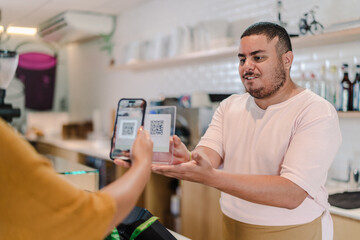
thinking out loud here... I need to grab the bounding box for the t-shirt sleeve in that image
[25,157,116,240]
[280,102,342,199]
[197,100,226,159]
[0,118,116,240]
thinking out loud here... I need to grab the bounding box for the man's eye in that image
[239,58,246,65]
[254,56,264,61]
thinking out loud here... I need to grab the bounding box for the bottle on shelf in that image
[327,65,338,107]
[309,72,318,94]
[317,65,329,100]
[352,64,360,111]
[336,63,353,111]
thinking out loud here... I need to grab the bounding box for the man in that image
[152,22,342,240]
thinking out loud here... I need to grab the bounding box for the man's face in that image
[238,34,286,99]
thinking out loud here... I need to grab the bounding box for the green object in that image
[105,227,121,240]
[129,216,159,240]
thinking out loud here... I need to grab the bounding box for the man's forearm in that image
[205,169,308,209]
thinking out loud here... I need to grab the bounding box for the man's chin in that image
[247,89,267,99]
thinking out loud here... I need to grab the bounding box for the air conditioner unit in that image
[38,11,115,44]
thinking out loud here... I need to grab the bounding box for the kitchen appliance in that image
[160,94,232,149]
[15,52,57,110]
[0,50,20,122]
[176,107,214,150]
[38,11,115,44]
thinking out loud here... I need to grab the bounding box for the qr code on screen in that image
[122,122,135,136]
[119,120,137,138]
[150,120,164,136]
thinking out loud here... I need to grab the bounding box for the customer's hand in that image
[114,127,153,168]
[131,127,153,167]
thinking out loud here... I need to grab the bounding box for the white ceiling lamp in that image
[0,9,37,45]
[6,26,37,35]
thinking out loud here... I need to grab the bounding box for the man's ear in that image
[282,51,294,70]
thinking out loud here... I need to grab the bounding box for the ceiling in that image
[0,0,151,28]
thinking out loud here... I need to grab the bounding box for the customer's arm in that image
[101,127,153,234]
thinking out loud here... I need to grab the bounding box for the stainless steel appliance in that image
[176,107,214,150]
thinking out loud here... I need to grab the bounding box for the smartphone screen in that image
[110,98,146,161]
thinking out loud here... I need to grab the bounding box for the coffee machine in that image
[0,50,20,122]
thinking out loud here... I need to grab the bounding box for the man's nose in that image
[245,58,255,69]
[240,59,255,72]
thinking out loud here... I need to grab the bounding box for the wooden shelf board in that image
[292,27,360,48]
[337,111,360,118]
[110,46,238,71]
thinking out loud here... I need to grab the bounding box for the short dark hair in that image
[241,22,292,55]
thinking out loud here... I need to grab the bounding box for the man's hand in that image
[170,135,192,165]
[152,151,215,185]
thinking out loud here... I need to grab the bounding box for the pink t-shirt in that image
[198,89,341,239]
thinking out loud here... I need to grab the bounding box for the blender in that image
[0,8,21,123]
[0,50,20,122]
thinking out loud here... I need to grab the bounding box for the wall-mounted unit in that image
[38,11,115,44]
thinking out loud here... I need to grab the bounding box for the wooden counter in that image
[30,137,177,235]
[31,137,360,240]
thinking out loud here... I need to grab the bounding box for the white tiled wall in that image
[64,0,360,179]
[107,0,360,101]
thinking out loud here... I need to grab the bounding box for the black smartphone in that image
[110,98,146,161]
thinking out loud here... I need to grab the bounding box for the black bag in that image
[116,206,177,240]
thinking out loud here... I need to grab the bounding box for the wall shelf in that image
[291,26,360,49]
[110,27,360,71]
[110,46,237,71]
[337,111,360,118]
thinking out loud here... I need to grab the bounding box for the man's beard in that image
[246,63,286,99]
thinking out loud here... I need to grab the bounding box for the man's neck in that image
[254,80,304,110]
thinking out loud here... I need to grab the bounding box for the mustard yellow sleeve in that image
[0,119,116,240]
